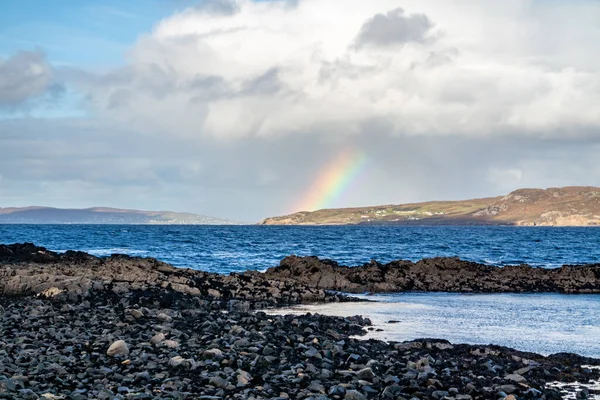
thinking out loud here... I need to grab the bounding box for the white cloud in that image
[68,0,600,141]
[3,0,600,220]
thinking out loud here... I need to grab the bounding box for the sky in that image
[1,0,600,222]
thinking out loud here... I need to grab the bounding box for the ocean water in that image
[274,293,600,358]
[2,224,599,358]
[0,224,599,272]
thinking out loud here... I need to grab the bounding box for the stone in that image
[432,390,449,399]
[150,332,166,345]
[498,384,517,394]
[160,340,179,348]
[356,367,375,381]
[106,340,129,357]
[504,374,526,383]
[237,370,252,386]
[169,356,186,367]
[157,313,172,322]
[381,385,403,398]
[329,385,346,396]
[209,376,229,389]
[203,348,224,359]
[344,390,367,400]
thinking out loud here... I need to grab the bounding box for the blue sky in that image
[0,0,192,119]
[0,0,189,67]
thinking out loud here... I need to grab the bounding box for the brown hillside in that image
[260,186,600,226]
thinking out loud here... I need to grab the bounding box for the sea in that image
[1,224,599,358]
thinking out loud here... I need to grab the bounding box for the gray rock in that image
[203,348,224,359]
[344,390,367,400]
[106,340,129,357]
[381,385,403,398]
[237,370,252,386]
[504,373,526,383]
[160,340,179,348]
[209,376,229,389]
[157,312,172,322]
[498,384,517,394]
[356,367,375,381]
[329,385,346,396]
[150,332,166,345]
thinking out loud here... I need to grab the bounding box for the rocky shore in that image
[258,256,600,294]
[0,243,348,308]
[1,243,600,399]
[2,288,599,399]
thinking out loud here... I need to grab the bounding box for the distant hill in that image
[0,207,239,225]
[260,186,600,226]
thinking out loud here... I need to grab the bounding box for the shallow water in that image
[273,292,600,359]
[2,224,599,359]
[1,225,600,272]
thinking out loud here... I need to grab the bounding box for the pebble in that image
[106,340,129,357]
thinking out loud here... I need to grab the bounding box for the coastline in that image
[1,243,600,399]
[267,293,600,358]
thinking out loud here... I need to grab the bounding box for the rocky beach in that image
[1,243,600,399]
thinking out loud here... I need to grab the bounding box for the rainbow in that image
[293,148,368,213]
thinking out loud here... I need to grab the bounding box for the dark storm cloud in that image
[0,51,55,108]
[355,8,435,48]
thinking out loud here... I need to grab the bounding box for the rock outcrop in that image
[0,243,344,307]
[258,255,600,294]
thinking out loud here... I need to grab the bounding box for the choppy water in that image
[274,292,600,358]
[1,225,599,272]
[2,224,599,358]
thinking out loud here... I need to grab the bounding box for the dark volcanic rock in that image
[1,243,599,399]
[0,243,347,306]
[0,293,597,399]
[257,255,600,293]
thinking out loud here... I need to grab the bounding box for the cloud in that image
[4,0,600,220]
[194,0,240,16]
[354,8,435,48]
[2,116,600,221]
[61,0,600,142]
[0,51,55,108]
